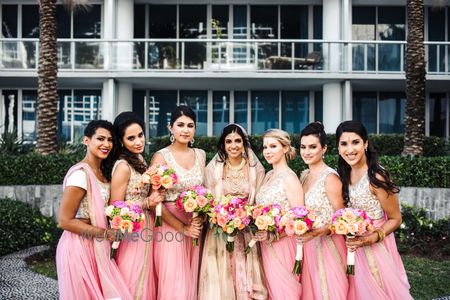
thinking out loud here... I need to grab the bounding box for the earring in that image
[169,134,175,144]
[190,138,195,147]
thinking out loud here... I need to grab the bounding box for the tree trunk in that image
[403,0,426,157]
[37,0,58,154]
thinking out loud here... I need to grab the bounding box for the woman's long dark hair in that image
[335,120,399,206]
[217,124,255,166]
[84,120,114,179]
[104,112,147,180]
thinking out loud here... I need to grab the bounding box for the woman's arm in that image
[151,152,202,238]
[110,161,130,203]
[284,172,304,208]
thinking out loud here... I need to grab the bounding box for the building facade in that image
[1,0,449,143]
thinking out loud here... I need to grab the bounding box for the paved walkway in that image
[0,245,58,300]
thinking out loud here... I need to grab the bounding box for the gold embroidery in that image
[364,246,383,288]
[325,236,345,271]
[317,239,330,300]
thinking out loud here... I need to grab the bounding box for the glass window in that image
[22,90,37,142]
[179,91,208,136]
[69,90,102,142]
[427,8,445,72]
[2,5,17,38]
[234,91,248,131]
[379,92,406,133]
[132,90,146,123]
[134,5,146,38]
[280,6,308,59]
[251,6,278,60]
[313,6,322,52]
[429,93,447,137]
[213,91,230,135]
[148,90,178,137]
[314,92,323,123]
[58,90,71,142]
[56,5,71,38]
[251,91,279,134]
[22,5,39,38]
[149,5,177,38]
[233,6,247,64]
[377,7,405,71]
[212,5,229,39]
[353,92,378,133]
[180,5,207,69]
[73,5,101,38]
[282,92,309,133]
[352,7,376,71]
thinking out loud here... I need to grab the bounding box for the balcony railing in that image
[1,38,449,74]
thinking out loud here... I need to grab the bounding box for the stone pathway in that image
[0,245,58,300]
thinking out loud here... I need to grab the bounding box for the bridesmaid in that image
[199,123,267,300]
[56,120,132,300]
[151,105,205,300]
[298,122,348,300]
[336,120,413,300]
[253,129,303,299]
[108,112,164,299]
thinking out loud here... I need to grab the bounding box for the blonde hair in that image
[263,129,297,161]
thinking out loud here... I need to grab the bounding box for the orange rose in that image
[161,175,174,189]
[120,220,134,234]
[238,223,245,230]
[334,221,349,235]
[255,216,268,230]
[111,215,123,229]
[151,174,162,190]
[294,220,308,235]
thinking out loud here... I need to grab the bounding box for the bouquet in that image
[209,195,250,252]
[245,203,284,254]
[105,200,145,259]
[141,164,178,227]
[329,208,373,275]
[176,185,214,246]
[279,206,317,275]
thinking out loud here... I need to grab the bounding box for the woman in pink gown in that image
[253,129,303,299]
[298,122,348,300]
[336,120,413,300]
[199,124,267,300]
[56,120,132,300]
[108,112,164,299]
[150,106,205,300]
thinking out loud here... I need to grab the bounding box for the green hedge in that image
[0,152,449,188]
[150,134,449,157]
[0,198,62,256]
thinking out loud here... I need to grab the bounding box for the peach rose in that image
[285,219,295,236]
[252,207,263,219]
[151,174,162,189]
[294,220,308,235]
[196,195,208,208]
[226,226,234,234]
[357,221,367,235]
[233,218,242,228]
[346,223,358,235]
[238,223,245,230]
[342,210,357,223]
[183,197,198,213]
[255,216,268,230]
[236,209,247,219]
[334,221,349,235]
[111,215,123,229]
[120,220,134,234]
[217,215,227,228]
[161,175,174,189]
[279,214,290,228]
[307,212,317,222]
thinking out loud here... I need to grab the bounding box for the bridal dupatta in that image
[199,150,268,300]
[56,163,132,300]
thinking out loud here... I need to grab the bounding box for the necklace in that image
[225,158,246,171]
[224,159,247,195]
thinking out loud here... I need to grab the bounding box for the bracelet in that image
[103,228,108,240]
[373,228,386,243]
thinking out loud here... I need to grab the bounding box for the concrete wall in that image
[0,185,449,220]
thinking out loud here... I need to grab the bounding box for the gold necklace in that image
[225,158,246,171]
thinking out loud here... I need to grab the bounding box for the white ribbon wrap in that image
[156,203,162,217]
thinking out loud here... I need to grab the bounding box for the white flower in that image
[120,207,130,216]
[105,205,114,217]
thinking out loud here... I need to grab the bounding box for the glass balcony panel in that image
[184,41,206,69]
[148,42,178,69]
[1,41,36,69]
[57,42,72,69]
[74,42,103,69]
[112,41,141,70]
[378,43,402,71]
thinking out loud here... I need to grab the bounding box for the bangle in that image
[103,229,108,240]
[373,228,386,243]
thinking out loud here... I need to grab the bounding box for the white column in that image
[102,79,116,121]
[323,0,342,71]
[103,0,115,69]
[323,82,343,133]
[116,0,134,70]
[117,82,133,113]
[343,80,352,120]
[342,0,352,71]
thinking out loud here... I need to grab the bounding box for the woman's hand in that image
[300,225,330,243]
[104,228,119,242]
[254,230,268,242]
[145,190,165,209]
[345,233,378,251]
[183,222,203,239]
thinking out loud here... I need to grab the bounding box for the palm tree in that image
[36,0,88,154]
[36,0,58,154]
[402,0,426,157]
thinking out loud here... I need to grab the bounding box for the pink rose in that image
[197,195,208,208]
[252,207,263,219]
[151,174,162,190]
[285,219,295,236]
[111,215,123,229]
[217,215,227,228]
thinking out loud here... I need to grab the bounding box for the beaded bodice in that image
[349,174,384,220]
[158,148,204,201]
[255,169,295,211]
[112,160,150,204]
[222,163,250,199]
[302,166,338,227]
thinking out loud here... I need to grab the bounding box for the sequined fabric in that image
[255,169,295,210]
[112,159,150,204]
[349,174,384,220]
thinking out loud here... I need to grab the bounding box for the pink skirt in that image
[56,231,103,300]
[260,236,301,299]
[116,211,156,300]
[348,219,413,300]
[153,202,200,300]
[301,234,348,300]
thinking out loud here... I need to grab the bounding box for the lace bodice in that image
[222,164,251,199]
[302,166,338,227]
[349,174,384,220]
[255,169,295,211]
[112,160,150,204]
[157,148,205,201]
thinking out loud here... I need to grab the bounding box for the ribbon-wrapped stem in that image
[192,212,199,246]
[292,238,303,275]
[226,235,235,252]
[154,203,162,227]
[346,235,356,275]
[245,239,257,254]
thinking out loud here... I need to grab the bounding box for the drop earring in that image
[190,138,195,147]
[170,134,175,144]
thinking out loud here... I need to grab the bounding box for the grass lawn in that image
[27,255,450,299]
